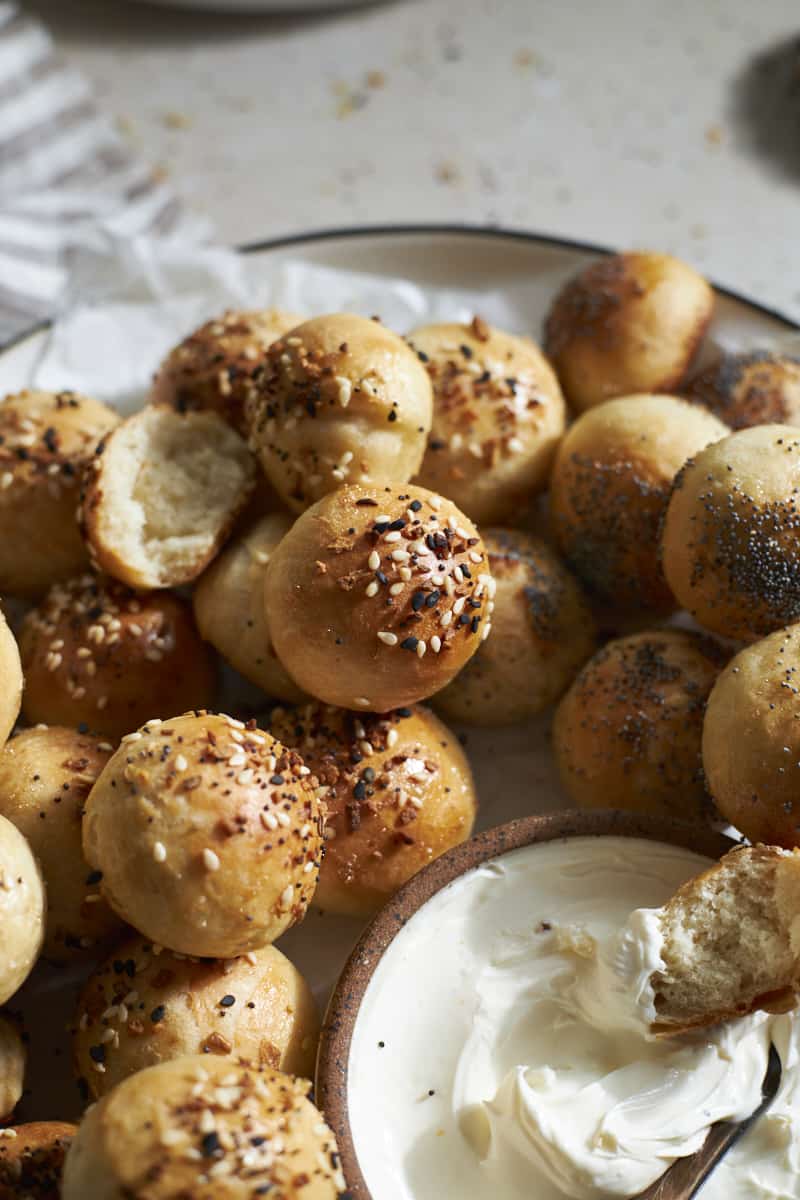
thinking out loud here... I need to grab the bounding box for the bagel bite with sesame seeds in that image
[550,394,727,611]
[246,313,433,513]
[410,319,566,524]
[0,727,124,963]
[432,529,597,725]
[0,1122,76,1199]
[661,425,800,640]
[193,513,308,703]
[263,483,493,712]
[82,712,323,958]
[18,575,215,740]
[543,251,713,412]
[0,389,120,598]
[73,935,319,1100]
[62,1056,345,1200]
[684,350,800,430]
[149,308,303,434]
[553,630,726,819]
[268,703,476,916]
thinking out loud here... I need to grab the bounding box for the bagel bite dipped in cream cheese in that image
[348,834,800,1200]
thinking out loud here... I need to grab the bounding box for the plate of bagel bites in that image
[0,226,798,1199]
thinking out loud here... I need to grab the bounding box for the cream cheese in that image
[348,836,800,1199]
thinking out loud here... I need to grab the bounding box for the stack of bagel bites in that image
[0,251,797,1198]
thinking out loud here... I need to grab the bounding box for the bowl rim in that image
[315,807,736,1200]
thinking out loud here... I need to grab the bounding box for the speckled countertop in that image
[23,0,800,320]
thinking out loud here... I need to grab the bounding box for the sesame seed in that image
[469,551,483,563]
[122,731,142,743]
[389,582,404,596]
[482,623,492,640]
[384,530,402,543]
[429,495,442,509]
[175,754,188,772]
[368,550,381,570]
[281,885,294,907]
[360,740,374,756]
[440,610,453,627]
[0,473,12,490]
[354,696,371,708]
[430,635,442,653]
[387,728,399,748]
[378,631,398,645]
[331,468,346,481]
[453,596,466,615]
[508,436,525,453]
[203,848,221,872]
[336,376,352,407]
[399,566,413,581]
[339,450,354,466]
[237,769,254,785]
[416,640,427,658]
[391,549,410,562]
[153,842,167,863]
[261,811,278,831]
[303,860,315,874]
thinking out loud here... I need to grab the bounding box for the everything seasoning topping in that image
[0,391,107,498]
[346,489,495,654]
[21,574,178,712]
[247,323,412,503]
[269,704,445,852]
[132,1062,349,1194]
[409,322,549,468]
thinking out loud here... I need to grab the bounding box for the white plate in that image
[2,225,796,1128]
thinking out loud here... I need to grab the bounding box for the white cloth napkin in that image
[0,2,206,345]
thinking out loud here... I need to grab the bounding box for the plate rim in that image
[3,222,797,357]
